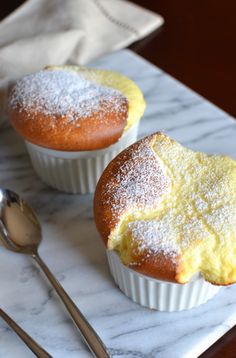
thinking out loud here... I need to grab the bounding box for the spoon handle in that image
[32,253,110,358]
[0,308,52,358]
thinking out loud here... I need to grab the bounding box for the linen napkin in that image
[0,0,164,123]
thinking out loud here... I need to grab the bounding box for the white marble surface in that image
[0,49,236,358]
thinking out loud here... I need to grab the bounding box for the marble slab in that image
[0,49,236,358]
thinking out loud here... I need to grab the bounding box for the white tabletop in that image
[0,49,236,358]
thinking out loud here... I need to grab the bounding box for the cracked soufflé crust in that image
[94,132,236,285]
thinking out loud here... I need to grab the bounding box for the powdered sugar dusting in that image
[126,219,180,259]
[104,133,236,269]
[8,69,127,122]
[104,136,171,219]
[157,139,236,244]
[124,208,210,262]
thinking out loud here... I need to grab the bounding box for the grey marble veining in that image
[0,49,236,358]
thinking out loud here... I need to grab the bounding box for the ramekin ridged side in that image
[25,123,139,194]
[106,251,221,311]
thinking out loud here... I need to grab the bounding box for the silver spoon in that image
[0,189,110,358]
[0,308,52,357]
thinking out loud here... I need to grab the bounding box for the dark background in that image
[132,1,236,118]
[1,1,236,357]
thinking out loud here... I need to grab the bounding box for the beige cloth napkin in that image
[0,0,163,122]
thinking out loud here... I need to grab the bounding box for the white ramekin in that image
[107,251,221,312]
[25,123,139,194]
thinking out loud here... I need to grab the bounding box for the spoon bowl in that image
[0,189,41,254]
[0,188,110,358]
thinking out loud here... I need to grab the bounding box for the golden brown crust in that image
[130,253,180,283]
[94,133,181,282]
[7,67,130,151]
[94,134,157,243]
[8,100,128,151]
